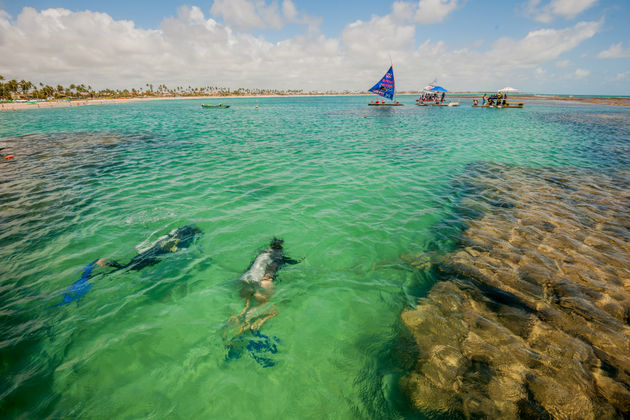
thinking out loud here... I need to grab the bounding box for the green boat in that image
[201,104,230,109]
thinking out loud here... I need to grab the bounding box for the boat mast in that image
[389,55,395,103]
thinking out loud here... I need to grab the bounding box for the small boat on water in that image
[368,65,404,106]
[472,87,523,108]
[201,104,230,109]
[416,82,459,107]
[472,102,524,108]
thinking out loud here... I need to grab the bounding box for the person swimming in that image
[223,237,301,366]
[226,237,300,335]
[104,225,202,271]
[59,225,202,305]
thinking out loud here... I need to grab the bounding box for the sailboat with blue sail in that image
[368,65,404,106]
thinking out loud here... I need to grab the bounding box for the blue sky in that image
[1,0,629,94]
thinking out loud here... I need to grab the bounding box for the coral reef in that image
[401,164,630,419]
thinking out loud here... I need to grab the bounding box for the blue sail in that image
[368,66,395,101]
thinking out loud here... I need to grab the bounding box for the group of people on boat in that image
[371,99,402,105]
[473,92,508,106]
[417,92,446,105]
[368,65,522,108]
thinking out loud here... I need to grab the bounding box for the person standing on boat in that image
[482,93,487,105]
[441,92,445,104]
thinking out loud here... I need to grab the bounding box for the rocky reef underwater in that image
[401,163,630,419]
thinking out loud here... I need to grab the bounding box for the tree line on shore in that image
[0,75,356,101]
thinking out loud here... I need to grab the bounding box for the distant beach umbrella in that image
[499,87,518,93]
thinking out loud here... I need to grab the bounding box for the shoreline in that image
[2,93,630,112]
[0,94,361,112]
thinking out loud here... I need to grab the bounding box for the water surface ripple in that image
[1,97,629,418]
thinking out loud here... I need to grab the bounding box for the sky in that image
[0,0,629,94]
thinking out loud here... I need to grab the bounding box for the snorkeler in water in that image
[103,225,202,271]
[59,225,202,305]
[223,238,301,367]
[226,237,300,335]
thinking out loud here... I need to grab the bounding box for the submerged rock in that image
[401,164,630,419]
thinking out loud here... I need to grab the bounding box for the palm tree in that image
[6,80,18,94]
[41,85,54,99]
[2,79,18,99]
[18,80,32,95]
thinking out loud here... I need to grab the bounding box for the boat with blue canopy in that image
[416,81,459,106]
[368,65,403,106]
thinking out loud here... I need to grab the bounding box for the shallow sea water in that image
[1,96,629,418]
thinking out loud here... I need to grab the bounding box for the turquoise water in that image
[1,96,629,418]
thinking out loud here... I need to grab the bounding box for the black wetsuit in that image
[238,238,300,299]
[108,225,202,271]
[60,225,202,305]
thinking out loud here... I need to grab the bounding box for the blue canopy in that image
[429,86,447,92]
[368,66,395,101]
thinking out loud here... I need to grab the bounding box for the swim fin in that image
[58,260,97,305]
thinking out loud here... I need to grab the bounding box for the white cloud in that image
[209,0,315,31]
[390,0,461,24]
[397,19,600,90]
[0,7,602,92]
[342,15,415,59]
[415,0,461,24]
[483,21,601,70]
[210,0,277,30]
[392,1,417,22]
[0,6,338,90]
[550,0,598,19]
[282,0,297,20]
[597,42,630,59]
[527,0,598,22]
[574,68,590,78]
